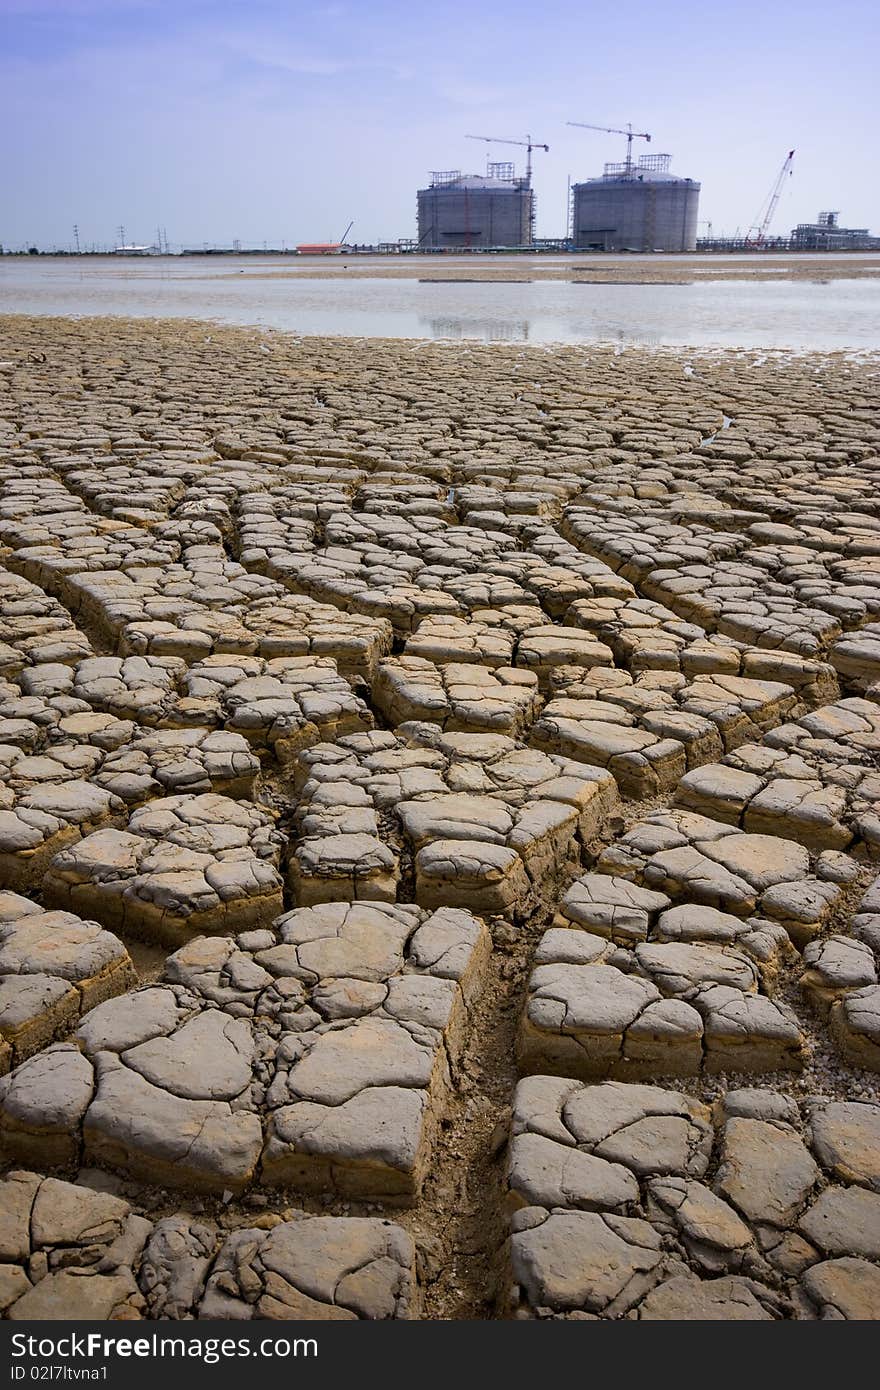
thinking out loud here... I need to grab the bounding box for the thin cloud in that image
[433,80,513,107]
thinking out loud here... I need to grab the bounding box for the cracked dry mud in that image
[0,316,877,1321]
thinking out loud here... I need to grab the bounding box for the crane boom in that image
[567,120,651,177]
[746,150,795,246]
[465,133,549,185]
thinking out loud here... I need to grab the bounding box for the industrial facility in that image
[570,153,700,252]
[418,121,702,254]
[417,135,549,249]
[45,122,879,259]
[790,211,878,251]
[417,166,533,250]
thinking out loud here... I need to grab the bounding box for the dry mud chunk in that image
[596,808,839,939]
[0,1043,94,1166]
[645,1177,756,1273]
[5,900,489,1198]
[0,1169,43,1269]
[830,626,880,692]
[506,1128,639,1213]
[199,1218,417,1320]
[801,936,877,1016]
[241,598,393,681]
[0,570,93,670]
[259,543,465,635]
[510,1207,665,1316]
[676,697,880,853]
[568,590,836,705]
[853,874,880,953]
[373,657,541,737]
[797,1258,880,1319]
[39,654,187,725]
[68,990,264,1191]
[554,873,671,944]
[94,728,260,805]
[403,615,516,668]
[643,557,840,657]
[137,1216,218,1318]
[673,673,797,749]
[798,1186,880,1261]
[515,627,613,690]
[7,1268,142,1320]
[510,1077,713,1181]
[81,1048,264,1195]
[715,1117,820,1227]
[263,1026,439,1199]
[555,876,789,966]
[809,1102,880,1191]
[177,654,373,762]
[531,694,687,798]
[506,1078,719,1317]
[27,1174,149,1264]
[261,902,490,1198]
[534,668,796,797]
[0,892,134,1068]
[505,1079,880,1320]
[829,985,880,1071]
[0,1169,417,1320]
[518,951,693,1080]
[743,776,850,850]
[0,781,125,893]
[519,922,801,1080]
[290,727,617,917]
[635,1274,776,1319]
[43,793,284,944]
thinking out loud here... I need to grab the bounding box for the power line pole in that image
[117,224,125,251]
[73,224,81,254]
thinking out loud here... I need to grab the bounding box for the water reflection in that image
[605,326,662,348]
[1,258,878,350]
[422,316,530,342]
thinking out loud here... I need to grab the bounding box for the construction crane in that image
[464,133,549,186]
[567,121,651,177]
[745,150,795,247]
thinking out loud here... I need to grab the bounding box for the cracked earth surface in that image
[0,316,877,1320]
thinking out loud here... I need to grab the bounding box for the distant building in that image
[790,211,878,251]
[417,168,534,249]
[571,154,700,252]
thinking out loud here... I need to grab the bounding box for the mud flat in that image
[214,252,880,285]
[0,315,878,1320]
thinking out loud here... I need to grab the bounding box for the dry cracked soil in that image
[0,315,877,1321]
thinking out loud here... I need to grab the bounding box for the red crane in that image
[746,149,795,247]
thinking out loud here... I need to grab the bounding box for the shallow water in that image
[2,255,879,349]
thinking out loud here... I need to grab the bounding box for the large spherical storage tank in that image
[572,166,700,252]
[417,173,534,249]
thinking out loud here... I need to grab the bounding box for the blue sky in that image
[2,0,878,249]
